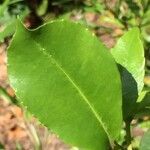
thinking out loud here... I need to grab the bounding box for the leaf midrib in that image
[32,39,110,138]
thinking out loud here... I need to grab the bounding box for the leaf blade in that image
[111,28,145,120]
[8,20,122,150]
[111,28,145,93]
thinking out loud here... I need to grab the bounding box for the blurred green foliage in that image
[0,143,4,149]
[0,0,29,42]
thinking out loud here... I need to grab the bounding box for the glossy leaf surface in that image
[8,20,122,150]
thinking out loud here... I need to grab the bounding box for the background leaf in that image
[0,1,29,42]
[8,20,122,150]
[0,19,16,42]
[0,0,10,17]
[111,28,145,93]
[135,91,150,117]
[111,28,145,120]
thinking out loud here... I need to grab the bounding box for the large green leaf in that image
[8,20,122,150]
[140,129,150,150]
[111,28,145,120]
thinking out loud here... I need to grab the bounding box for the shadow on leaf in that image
[117,64,138,121]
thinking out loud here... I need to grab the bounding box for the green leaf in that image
[0,7,29,42]
[135,91,150,117]
[142,25,150,42]
[111,28,145,93]
[0,87,11,102]
[111,28,145,120]
[0,19,16,42]
[0,0,10,17]
[8,0,24,5]
[36,0,48,16]
[8,20,122,150]
[140,129,150,150]
[117,65,138,120]
[0,87,17,104]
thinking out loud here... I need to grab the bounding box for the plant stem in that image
[114,141,124,150]
[125,120,132,148]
